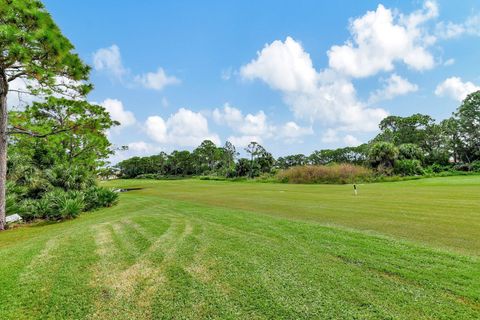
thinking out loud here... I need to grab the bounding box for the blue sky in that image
[41,0,480,162]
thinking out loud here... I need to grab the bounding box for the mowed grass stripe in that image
[1,229,99,319]
[182,202,480,303]
[103,176,480,255]
[0,177,478,319]
[160,204,479,319]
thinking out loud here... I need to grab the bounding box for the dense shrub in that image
[452,163,471,172]
[40,189,83,220]
[398,144,424,162]
[83,187,98,211]
[85,187,119,209]
[368,142,399,174]
[424,163,450,174]
[33,197,53,219]
[394,159,423,176]
[425,150,450,166]
[46,164,96,191]
[471,161,480,172]
[277,164,373,184]
[18,199,40,221]
[56,194,84,219]
[16,187,117,222]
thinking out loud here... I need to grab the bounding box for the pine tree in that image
[0,0,91,230]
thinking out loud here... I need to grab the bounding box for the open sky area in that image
[30,1,480,162]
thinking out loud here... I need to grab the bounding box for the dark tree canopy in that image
[455,91,480,162]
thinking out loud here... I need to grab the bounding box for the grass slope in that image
[0,176,478,319]
[104,175,480,255]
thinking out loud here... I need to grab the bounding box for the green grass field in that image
[0,176,479,319]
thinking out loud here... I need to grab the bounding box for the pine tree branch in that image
[7,125,79,138]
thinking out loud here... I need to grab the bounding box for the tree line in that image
[114,140,275,179]
[115,91,480,179]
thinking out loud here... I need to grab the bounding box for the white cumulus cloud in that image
[134,68,180,91]
[241,37,317,92]
[101,98,136,130]
[343,134,361,147]
[278,121,313,144]
[321,128,340,143]
[436,14,480,39]
[327,1,437,78]
[145,116,168,143]
[93,45,179,91]
[127,141,163,154]
[227,135,262,148]
[213,103,274,137]
[213,103,312,145]
[240,37,388,132]
[109,141,164,165]
[146,108,220,147]
[93,45,127,79]
[369,74,418,103]
[443,58,455,66]
[280,121,313,140]
[435,77,480,101]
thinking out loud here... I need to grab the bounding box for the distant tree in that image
[374,114,435,149]
[222,141,238,176]
[308,145,368,166]
[116,157,145,178]
[308,150,334,165]
[235,158,251,177]
[193,140,218,173]
[368,142,399,173]
[168,150,193,176]
[454,91,480,162]
[223,141,237,166]
[0,0,91,230]
[257,149,275,174]
[398,143,424,162]
[277,154,307,169]
[421,122,451,165]
[245,142,265,178]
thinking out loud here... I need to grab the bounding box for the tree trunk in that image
[0,71,8,231]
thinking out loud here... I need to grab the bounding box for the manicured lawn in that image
[0,176,479,319]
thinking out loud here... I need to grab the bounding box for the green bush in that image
[34,197,54,219]
[424,163,450,174]
[93,187,118,208]
[17,187,118,221]
[471,161,480,172]
[394,159,423,176]
[58,190,84,219]
[6,193,23,216]
[83,187,100,211]
[45,164,96,191]
[452,163,471,172]
[368,142,399,174]
[398,144,424,161]
[84,186,119,210]
[39,189,84,220]
[58,197,84,219]
[18,199,40,221]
